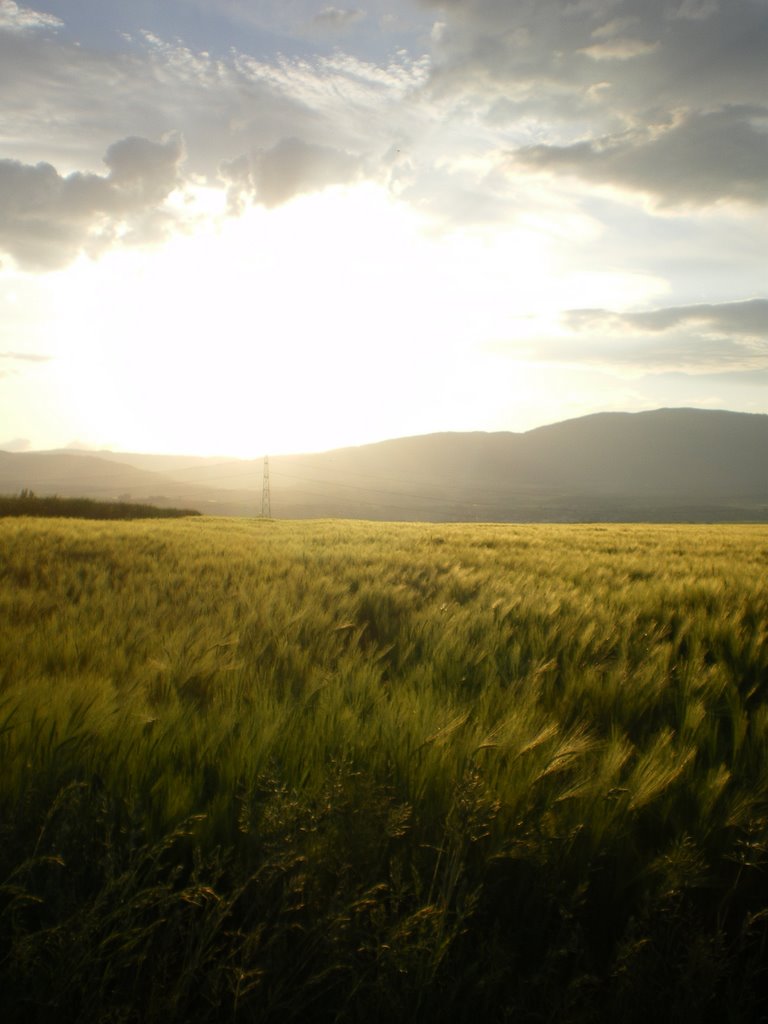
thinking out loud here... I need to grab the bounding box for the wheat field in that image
[1,516,767,1022]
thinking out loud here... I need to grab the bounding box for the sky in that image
[1,0,767,457]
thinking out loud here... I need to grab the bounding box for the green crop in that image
[1,517,767,1022]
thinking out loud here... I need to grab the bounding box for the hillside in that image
[2,408,766,521]
[0,451,260,516]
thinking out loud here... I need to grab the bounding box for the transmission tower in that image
[261,455,271,518]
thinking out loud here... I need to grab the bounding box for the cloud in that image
[580,38,659,61]
[0,0,62,33]
[547,298,768,374]
[0,133,186,269]
[0,24,426,181]
[418,1,768,214]
[0,19,436,263]
[0,348,51,379]
[667,0,719,21]
[221,136,363,209]
[547,335,768,375]
[312,7,366,30]
[0,350,52,361]
[565,299,768,337]
[420,0,767,104]
[512,107,768,206]
[103,134,185,202]
[2,0,764,277]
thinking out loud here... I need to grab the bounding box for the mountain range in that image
[2,409,766,522]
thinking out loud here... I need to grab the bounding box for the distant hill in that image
[0,451,260,516]
[2,409,766,521]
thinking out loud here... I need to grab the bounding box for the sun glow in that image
[33,182,663,456]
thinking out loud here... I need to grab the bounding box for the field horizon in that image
[3,407,767,522]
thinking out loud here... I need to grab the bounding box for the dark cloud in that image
[0,133,185,269]
[513,107,768,205]
[421,0,767,104]
[546,298,768,373]
[103,134,185,202]
[419,0,768,206]
[221,136,362,209]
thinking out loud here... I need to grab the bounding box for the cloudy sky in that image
[1,0,766,456]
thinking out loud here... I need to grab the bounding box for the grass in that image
[1,517,767,1022]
